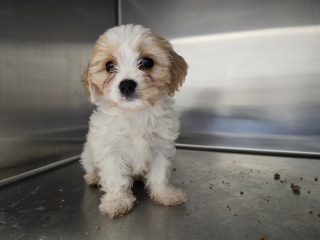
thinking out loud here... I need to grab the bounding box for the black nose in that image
[119,80,137,97]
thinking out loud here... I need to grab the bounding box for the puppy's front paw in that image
[99,194,136,218]
[151,186,186,206]
[84,172,100,185]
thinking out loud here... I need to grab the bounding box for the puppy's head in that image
[82,25,188,110]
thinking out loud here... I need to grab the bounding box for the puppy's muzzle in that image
[119,79,137,97]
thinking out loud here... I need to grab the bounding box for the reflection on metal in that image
[122,0,320,154]
[0,0,115,179]
[170,25,320,44]
[0,155,80,187]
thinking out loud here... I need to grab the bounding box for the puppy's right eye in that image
[106,61,114,72]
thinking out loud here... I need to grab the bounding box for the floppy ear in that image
[166,48,188,97]
[81,64,100,103]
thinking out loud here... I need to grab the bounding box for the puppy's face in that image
[82,25,188,110]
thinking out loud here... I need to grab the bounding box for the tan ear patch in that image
[166,49,188,96]
[81,64,101,103]
[151,33,188,96]
[81,65,90,96]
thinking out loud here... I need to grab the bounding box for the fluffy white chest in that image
[87,97,179,176]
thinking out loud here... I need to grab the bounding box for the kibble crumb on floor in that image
[291,183,301,192]
[260,236,268,240]
[274,173,280,179]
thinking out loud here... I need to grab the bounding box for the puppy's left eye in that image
[140,58,154,69]
[106,61,114,72]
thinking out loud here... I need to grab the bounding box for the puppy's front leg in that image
[98,153,136,218]
[146,150,186,206]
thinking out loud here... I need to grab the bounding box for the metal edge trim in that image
[0,155,80,187]
[175,143,320,158]
[1,143,319,187]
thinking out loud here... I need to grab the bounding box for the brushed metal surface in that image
[121,0,320,153]
[0,149,319,240]
[0,0,115,178]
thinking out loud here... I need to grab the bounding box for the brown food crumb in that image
[280,181,283,183]
[222,181,224,183]
[240,191,244,195]
[291,183,301,191]
[309,211,312,214]
[234,214,237,216]
[260,236,268,240]
[86,232,88,235]
[186,213,189,216]
[308,191,310,194]
[96,226,101,230]
[173,168,176,171]
[227,206,229,208]
[315,177,318,181]
[274,173,280,180]
[318,213,320,217]
[210,187,212,189]
[300,177,303,180]
[62,200,64,202]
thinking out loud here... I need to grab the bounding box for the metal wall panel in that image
[121,0,320,154]
[0,0,115,179]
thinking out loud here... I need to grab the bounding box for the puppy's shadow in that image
[132,180,149,201]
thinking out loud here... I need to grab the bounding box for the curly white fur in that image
[80,25,187,218]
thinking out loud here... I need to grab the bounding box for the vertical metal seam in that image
[115,0,122,26]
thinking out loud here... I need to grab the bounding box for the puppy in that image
[80,24,188,218]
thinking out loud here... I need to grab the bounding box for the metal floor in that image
[1,149,320,240]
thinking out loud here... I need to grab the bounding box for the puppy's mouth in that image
[120,93,139,102]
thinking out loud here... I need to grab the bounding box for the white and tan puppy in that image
[80,24,188,218]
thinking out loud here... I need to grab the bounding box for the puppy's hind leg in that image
[80,142,100,185]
